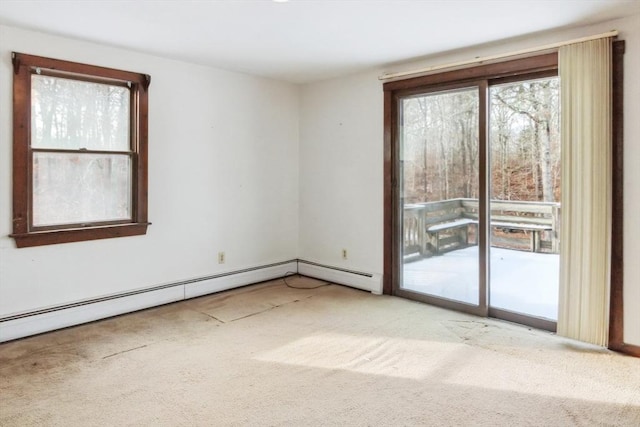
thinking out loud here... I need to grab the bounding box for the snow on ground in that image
[402,246,559,320]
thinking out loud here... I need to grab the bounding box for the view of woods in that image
[31,75,130,150]
[491,78,560,202]
[401,77,560,204]
[31,75,132,226]
[402,88,479,203]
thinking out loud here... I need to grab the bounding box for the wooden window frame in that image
[10,53,151,248]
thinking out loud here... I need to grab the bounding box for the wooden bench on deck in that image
[413,198,559,256]
[419,199,476,255]
[489,221,552,253]
[426,218,477,254]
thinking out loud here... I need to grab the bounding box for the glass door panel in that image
[488,77,561,321]
[400,87,480,305]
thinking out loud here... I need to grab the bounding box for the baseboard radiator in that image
[297,260,382,295]
[0,259,381,343]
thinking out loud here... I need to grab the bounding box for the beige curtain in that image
[558,38,612,346]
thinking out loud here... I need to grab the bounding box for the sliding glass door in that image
[391,64,560,330]
[398,84,485,313]
[488,77,560,325]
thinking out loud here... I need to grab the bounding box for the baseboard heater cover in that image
[0,260,297,343]
[0,287,184,343]
[297,260,382,295]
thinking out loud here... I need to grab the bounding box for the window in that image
[11,53,150,248]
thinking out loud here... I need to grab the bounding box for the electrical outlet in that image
[342,249,348,260]
[218,252,225,264]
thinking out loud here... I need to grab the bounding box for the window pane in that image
[490,77,560,202]
[489,77,560,321]
[33,152,132,227]
[401,87,480,305]
[31,75,130,151]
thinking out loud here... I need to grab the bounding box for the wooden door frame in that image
[608,41,639,357]
[383,42,638,357]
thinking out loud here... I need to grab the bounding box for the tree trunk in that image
[538,120,554,202]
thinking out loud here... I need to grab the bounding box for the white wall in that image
[0,25,299,316]
[299,14,640,346]
[299,74,383,274]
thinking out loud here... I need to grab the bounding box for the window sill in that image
[11,222,151,248]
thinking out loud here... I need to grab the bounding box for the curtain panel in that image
[558,38,612,346]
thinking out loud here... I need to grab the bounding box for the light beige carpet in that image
[1,276,639,426]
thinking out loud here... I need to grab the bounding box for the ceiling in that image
[0,0,638,83]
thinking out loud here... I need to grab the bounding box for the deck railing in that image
[403,198,561,257]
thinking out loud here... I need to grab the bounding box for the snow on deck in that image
[402,246,559,321]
